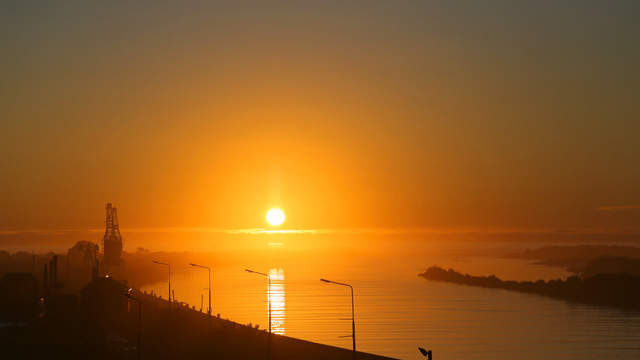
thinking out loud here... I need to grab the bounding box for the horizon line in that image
[2,226,640,236]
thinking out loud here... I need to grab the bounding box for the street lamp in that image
[190,263,212,319]
[321,278,356,359]
[152,260,171,311]
[245,269,272,360]
[125,288,142,360]
[418,347,433,360]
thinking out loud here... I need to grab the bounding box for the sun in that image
[266,208,285,226]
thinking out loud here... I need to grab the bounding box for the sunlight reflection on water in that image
[269,268,285,335]
[141,246,640,360]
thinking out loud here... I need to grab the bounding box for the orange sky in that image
[1,1,639,236]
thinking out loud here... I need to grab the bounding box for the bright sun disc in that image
[266,208,285,226]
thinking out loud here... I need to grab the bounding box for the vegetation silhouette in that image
[420,257,640,311]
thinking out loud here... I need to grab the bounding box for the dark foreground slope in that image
[126,292,396,360]
[1,276,395,360]
[420,263,640,311]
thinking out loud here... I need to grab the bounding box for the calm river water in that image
[141,240,640,359]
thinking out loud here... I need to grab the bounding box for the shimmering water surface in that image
[142,243,640,360]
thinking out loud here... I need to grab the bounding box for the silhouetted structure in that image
[67,241,99,289]
[103,203,123,272]
[1,268,395,360]
[418,347,432,360]
[42,255,60,297]
[0,242,396,359]
[152,260,172,311]
[246,269,273,360]
[321,278,356,360]
[0,272,39,322]
[81,276,129,333]
[125,290,142,360]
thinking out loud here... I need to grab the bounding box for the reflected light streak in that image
[269,268,285,335]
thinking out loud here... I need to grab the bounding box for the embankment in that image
[134,291,397,360]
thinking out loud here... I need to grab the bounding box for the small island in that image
[420,257,640,311]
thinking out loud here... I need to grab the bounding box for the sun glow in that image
[266,208,285,226]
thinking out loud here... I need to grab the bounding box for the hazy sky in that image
[2,1,639,233]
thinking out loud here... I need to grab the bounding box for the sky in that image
[1,1,639,239]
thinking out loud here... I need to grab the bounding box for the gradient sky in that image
[2,1,639,233]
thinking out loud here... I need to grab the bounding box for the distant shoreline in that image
[420,265,640,311]
[504,245,640,274]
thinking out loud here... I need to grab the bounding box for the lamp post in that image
[190,263,211,319]
[321,278,356,359]
[125,289,142,360]
[418,347,433,360]
[151,260,171,311]
[245,269,272,360]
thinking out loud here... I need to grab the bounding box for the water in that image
[141,242,640,359]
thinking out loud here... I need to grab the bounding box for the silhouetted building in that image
[81,276,129,331]
[67,241,100,289]
[0,272,39,322]
[43,255,60,296]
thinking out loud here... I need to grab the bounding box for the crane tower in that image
[102,203,123,267]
